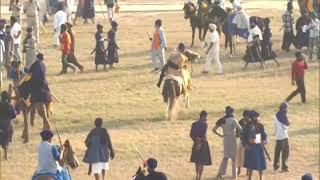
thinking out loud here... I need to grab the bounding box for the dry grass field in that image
[0,1,319,180]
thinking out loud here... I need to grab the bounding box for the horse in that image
[162,67,192,121]
[183,2,210,47]
[13,75,53,143]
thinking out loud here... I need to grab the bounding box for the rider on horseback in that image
[32,130,71,180]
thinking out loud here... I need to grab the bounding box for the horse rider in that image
[32,130,71,180]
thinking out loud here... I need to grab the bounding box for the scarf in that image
[276,110,289,126]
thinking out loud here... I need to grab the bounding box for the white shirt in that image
[54,10,67,30]
[309,18,320,38]
[248,25,263,42]
[207,30,219,53]
[274,115,289,140]
[11,22,22,45]
[0,40,5,66]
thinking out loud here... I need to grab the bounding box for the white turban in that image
[209,24,217,31]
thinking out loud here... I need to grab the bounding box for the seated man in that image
[32,130,70,180]
[134,158,168,180]
[157,43,194,103]
[243,20,264,68]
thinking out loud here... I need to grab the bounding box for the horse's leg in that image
[243,62,249,70]
[202,27,208,48]
[168,96,177,121]
[199,27,203,48]
[30,104,36,127]
[191,26,196,47]
[35,103,51,130]
[273,58,280,67]
[185,95,190,109]
[21,104,29,143]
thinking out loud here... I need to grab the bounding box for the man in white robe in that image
[54,4,67,46]
[203,24,223,74]
[66,0,75,23]
[0,38,5,90]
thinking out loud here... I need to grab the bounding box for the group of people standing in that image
[190,103,291,180]
[282,1,319,62]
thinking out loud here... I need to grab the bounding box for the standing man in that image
[24,0,40,42]
[203,24,223,75]
[236,110,250,176]
[4,25,14,70]
[0,24,5,91]
[190,111,212,180]
[59,24,77,74]
[10,16,22,62]
[281,2,299,52]
[22,27,37,71]
[54,4,67,47]
[66,23,84,72]
[285,51,308,103]
[307,11,319,62]
[150,19,167,71]
[10,0,23,24]
[274,102,291,173]
[212,106,242,179]
[83,118,115,180]
[105,0,118,22]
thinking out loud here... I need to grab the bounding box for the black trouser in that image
[281,31,299,51]
[67,53,84,70]
[286,78,306,103]
[273,138,289,171]
[225,34,233,54]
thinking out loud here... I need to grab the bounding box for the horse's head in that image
[60,140,79,169]
[183,3,196,19]
[208,5,227,25]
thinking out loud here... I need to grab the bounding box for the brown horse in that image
[13,75,52,143]
[162,69,191,121]
[183,2,210,47]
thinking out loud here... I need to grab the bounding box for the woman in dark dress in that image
[241,110,267,180]
[107,21,119,69]
[83,0,95,24]
[0,91,16,160]
[83,118,115,180]
[190,111,212,180]
[95,24,108,71]
[260,18,280,66]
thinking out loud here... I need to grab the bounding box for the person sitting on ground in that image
[0,91,16,160]
[32,130,71,180]
[135,158,168,180]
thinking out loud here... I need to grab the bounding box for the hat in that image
[295,50,304,59]
[302,173,313,180]
[248,110,260,118]
[263,18,270,25]
[243,110,250,116]
[279,102,288,110]
[225,106,234,114]
[200,110,208,117]
[111,21,118,28]
[37,53,44,61]
[26,27,33,32]
[0,19,6,25]
[97,24,103,29]
[66,22,73,28]
[209,24,217,31]
[147,158,157,169]
[40,130,53,139]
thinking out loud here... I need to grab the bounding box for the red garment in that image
[59,32,71,54]
[291,59,308,80]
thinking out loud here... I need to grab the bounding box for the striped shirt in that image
[282,11,294,32]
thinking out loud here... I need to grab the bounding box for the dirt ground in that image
[0,2,319,180]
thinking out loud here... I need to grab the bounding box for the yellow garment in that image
[19,74,32,85]
[307,0,314,12]
[182,69,192,98]
[46,101,53,115]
